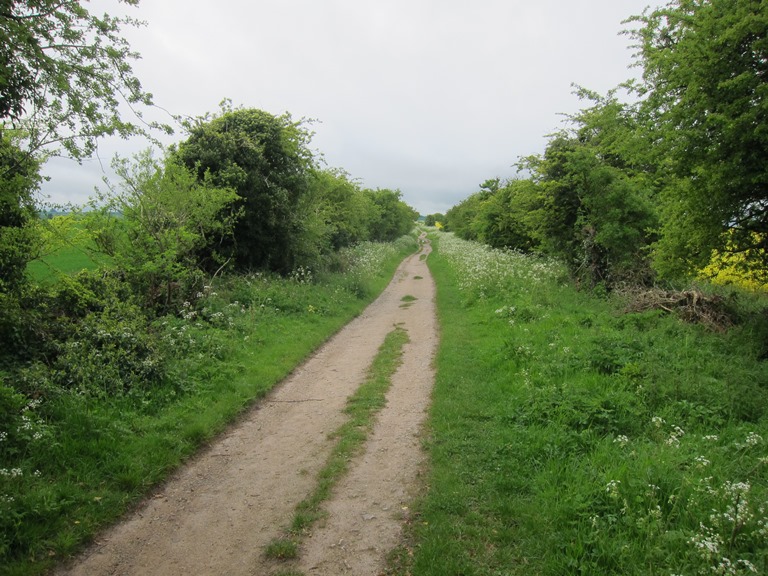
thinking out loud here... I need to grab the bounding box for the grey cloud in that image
[41,0,652,215]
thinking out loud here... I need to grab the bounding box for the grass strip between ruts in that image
[265,326,410,569]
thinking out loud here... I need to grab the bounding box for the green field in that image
[26,215,112,282]
[27,244,108,282]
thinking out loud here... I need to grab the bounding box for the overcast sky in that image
[41,0,652,216]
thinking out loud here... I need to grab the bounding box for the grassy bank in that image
[0,236,417,576]
[394,233,768,575]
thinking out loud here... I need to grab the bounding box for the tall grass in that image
[393,233,768,576]
[0,235,418,576]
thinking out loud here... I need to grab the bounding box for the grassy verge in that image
[0,237,417,576]
[266,326,409,570]
[391,233,768,576]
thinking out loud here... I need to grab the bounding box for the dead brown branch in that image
[619,286,736,331]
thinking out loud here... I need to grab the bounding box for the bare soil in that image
[56,237,437,576]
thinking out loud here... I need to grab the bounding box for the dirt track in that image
[56,236,437,576]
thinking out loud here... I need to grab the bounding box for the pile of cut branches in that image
[620,286,736,331]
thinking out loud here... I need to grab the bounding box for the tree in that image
[473,179,542,252]
[309,168,377,250]
[445,191,485,240]
[0,133,39,293]
[92,149,239,310]
[0,133,40,363]
[627,0,768,277]
[365,188,417,242]
[1,0,164,343]
[529,134,657,286]
[174,104,314,273]
[424,213,445,227]
[1,0,164,159]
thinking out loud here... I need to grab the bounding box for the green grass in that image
[265,538,300,560]
[0,236,418,576]
[27,215,112,283]
[389,233,768,576]
[400,294,418,309]
[267,326,409,565]
[27,244,108,282]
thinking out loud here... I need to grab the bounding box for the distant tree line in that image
[444,0,767,289]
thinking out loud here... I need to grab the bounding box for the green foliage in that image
[93,149,240,311]
[445,1,768,285]
[307,168,377,250]
[424,213,445,227]
[175,105,418,275]
[286,167,383,271]
[628,0,768,277]
[0,134,39,293]
[519,87,658,287]
[444,191,485,239]
[174,103,314,273]
[51,299,167,398]
[0,134,41,364]
[0,381,37,459]
[449,87,657,288]
[472,179,543,252]
[0,0,168,158]
[365,188,418,242]
[534,136,657,286]
[6,269,166,401]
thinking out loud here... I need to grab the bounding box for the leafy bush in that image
[51,301,166,398]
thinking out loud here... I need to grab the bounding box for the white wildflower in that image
[694,455,711,468]
[606,480,621,498]
[744,432,762,446]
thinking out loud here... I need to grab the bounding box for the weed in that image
[265,538,299,560]
[400,294,418,309]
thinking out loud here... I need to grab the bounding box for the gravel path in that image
[56,236,437,576]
